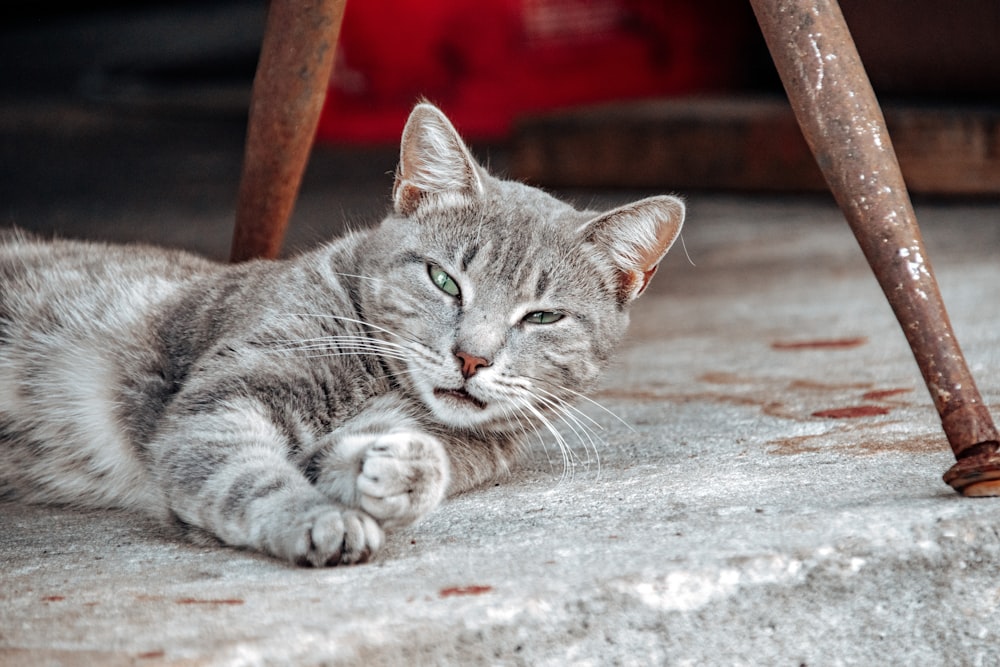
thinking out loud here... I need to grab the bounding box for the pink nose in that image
[455,350,490,379]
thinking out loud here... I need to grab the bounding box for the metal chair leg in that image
[230,0,347,262]
[231,0,999,493]
[749,0,1000,495]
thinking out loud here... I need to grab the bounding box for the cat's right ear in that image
[393,103,484,216]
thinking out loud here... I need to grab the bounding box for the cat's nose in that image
[454,350,491,379]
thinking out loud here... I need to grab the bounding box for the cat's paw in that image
[274,505,384,567]
[354,430,450,529]
[314,428,450,528]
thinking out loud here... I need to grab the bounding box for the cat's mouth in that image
[433,387,487,411]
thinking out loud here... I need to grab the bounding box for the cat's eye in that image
[523,311,564,325]
[428,263,460,298]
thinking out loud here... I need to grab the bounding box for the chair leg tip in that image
[959,480,1000,497]
[943,450,1000,497]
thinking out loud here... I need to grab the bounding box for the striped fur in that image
[0,104,684,566]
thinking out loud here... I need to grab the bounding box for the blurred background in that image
[1,0,998,258]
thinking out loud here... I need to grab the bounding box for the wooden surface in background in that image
[511,97,1000,195]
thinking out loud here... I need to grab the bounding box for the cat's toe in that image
[301,509,346,566]
[286,506,383,567]
[339,509,383,564]
[357,493,410,526]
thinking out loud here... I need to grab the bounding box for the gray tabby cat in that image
[0,103,684,566]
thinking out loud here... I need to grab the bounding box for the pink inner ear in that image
[617,265,658,303]
[638,265,659,295]
[395,182,422,216]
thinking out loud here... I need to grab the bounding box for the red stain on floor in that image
[174,598,244,605]
[771,337,868,350]
[40,596,65,602]
[862,388,913,401]
[439,585,493,598]
[768,431,945,456]
[812,405,891,419]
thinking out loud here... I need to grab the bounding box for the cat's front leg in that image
[308,398,450,529]
[152,400,386,567]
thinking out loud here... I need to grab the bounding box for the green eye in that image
[524,311,564,325]
[428,264,460,298]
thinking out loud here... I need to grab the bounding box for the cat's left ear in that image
[582,195,685,303]
[393,103,485,216]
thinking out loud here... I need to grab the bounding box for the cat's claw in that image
[280,506,383,567]
[355,430,450,529]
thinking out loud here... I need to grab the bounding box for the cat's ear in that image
[393,103,484,216]
[582,195,685,304]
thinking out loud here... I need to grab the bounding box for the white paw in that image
[355,430,450,529]
[275,505,384,567]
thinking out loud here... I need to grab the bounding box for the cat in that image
[0,103,684,566]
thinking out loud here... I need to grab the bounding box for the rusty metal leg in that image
[749,0,1000,496]
[230,0,347,262]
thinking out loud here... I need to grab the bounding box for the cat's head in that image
[358,103,684,431]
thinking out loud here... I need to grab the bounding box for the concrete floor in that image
[3,95,1000,664]
[3,20,1000,661]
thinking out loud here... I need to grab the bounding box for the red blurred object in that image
[316,0,755,143]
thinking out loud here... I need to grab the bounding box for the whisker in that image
[515,396,573,482]
[527,383,604,431]
[496,375,606,480]
[272,343,408,358]
[371,366,421,383]
[523,388,601,473]
[679,232,696,267]
[275,336,407,350]
[273,335,410,351]
[276,351,410,362]
[525,375,635,434]
[507,401,547,455]
[267,338,410,357]
[493,400,542,467]
[287,313,423,346]
[329,271,385,283]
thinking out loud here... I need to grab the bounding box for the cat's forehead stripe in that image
[534,270,550,301]
[460,243,479,272]
[396,251,424,266]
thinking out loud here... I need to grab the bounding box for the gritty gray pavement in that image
[3,191,1000,665]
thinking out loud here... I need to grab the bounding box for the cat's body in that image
[0,104,683,566]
